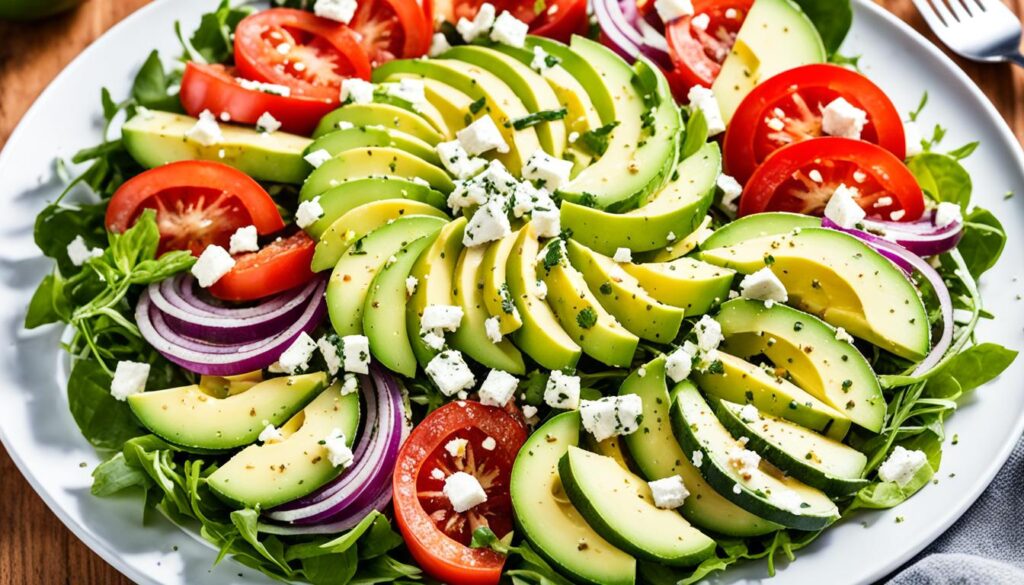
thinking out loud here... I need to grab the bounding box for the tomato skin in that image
[739,137,925,221]
[724,64,907,184]
[351,0,433,66]
[208,231,316,301]
[233,8,372,102]
[393,401,527,585]
[665,0,753,94]
[105,161,284,256]
[179,63,335,136]
[529,0,589,43]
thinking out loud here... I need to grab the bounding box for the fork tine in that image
[912,0,951,28]
[970,0,992,11]
[927,0,958,24]
[944,0,972,19]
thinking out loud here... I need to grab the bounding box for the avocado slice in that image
[558,446,716,566]
[699,212,820,251]
[481,231,524,335]
[305,126,439,165]
[383,73,476,139]
[695,352,851,439]
[406,218,467,367]
[442,45,567,157]
[541,242,638,368]
[669,383,839,530]
[699,228,931,360]
[620,358,780,536]
[507,224,581,371]
[717,299,885,432]
[712,0,826,122]
[524,37,615,125]
[299,177,446,239]
[556,38,680,212]
[637,215,714,263]
[311,199,449,272]
[128,373,328,451]
[208,382,360,509]
[561,142,718,255]
[313,103,444,143]
[198,370,263,397]
[300,147,454,201]
[373,58,542,173]
[587,434,633,472]
[712,399,868,497]
[621,258,735,317]
[373,92,452,139]
[511,413,636,585]
[327,215,448,336]
[122,110,312,184]
[364,233,440,377]
[565,240,684,343]
[451,245,526,374]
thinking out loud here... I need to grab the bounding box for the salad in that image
[23,0,1019,583]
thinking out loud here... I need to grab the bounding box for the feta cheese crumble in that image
[236,78,293,97]
[648,475,690,509]
[739,267,788,303]
[904,120,923,157]
[324,428,355,467]
[824,184,865,229]
[67,235,103,266]
[304,149,333,169]
[340,78,375,104]
[522,150,573,190]
[531,201,561,238]
[579,395,643,442]
[229,225,259,255]
[878,446,928,486]
[530,45,555,73]
[405,275,419,296]
[489,10,529,48]
[479,369,518,407]
[192,245,235,287]
[774,489,804,514]
[484,316,503,343]
[314,0,357,22]
[256,111,282,134]
[186,110,223,146]
[691,450,704,468]
[481,436,497,451]
[456,115,509,155]
[463,199,512,247]
[340,372,359,395]
[612,247,633,263]
[279,332,318,374]
[426,350,476,396]
[654,0,694,23]
[687,86,725,136]
[436,140,487,179]
[694,315,723,353]
[295,196,325,228]
[341,334,370,374]
[444,471,488,513]
[834,327,855,344]
[445,438,468,458]
[421,304,464,332]
[456,2,496,43]
[544,370,581,410]
[934,201,962,228]
[258,423,284,444]
[110,361,149,401]
[717,173,743,212]
[317,336,342,376]
[665,346,694,383]
[821,97,868,140]
[384,78,427,109]
[727,445,761,478]
[429,33,451,57]
[738,404,760,423]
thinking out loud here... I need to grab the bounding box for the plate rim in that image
[0,1,1021,584]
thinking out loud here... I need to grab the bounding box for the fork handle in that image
[1007,53,1024,69]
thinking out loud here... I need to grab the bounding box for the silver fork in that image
[911,0,1024,67]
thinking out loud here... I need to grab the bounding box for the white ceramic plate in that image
[1,1,1021,583]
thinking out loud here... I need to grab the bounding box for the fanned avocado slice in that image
[313,103,444,143]
[406,218,467,368]
[298,177,446,239]
[305,126,439,165]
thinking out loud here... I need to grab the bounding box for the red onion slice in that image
[594,0,672,68]
[259,485,394,536]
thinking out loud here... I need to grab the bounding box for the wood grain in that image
[0,1,1021,583]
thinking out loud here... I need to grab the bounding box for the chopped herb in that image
[578,121,619,156]
[576,307,597,329]
[512,108,567,130]
[469,96,487,115]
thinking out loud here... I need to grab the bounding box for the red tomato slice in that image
[529,0,589,43]
[430,0,540,28]
[234,8,372,102]
[393,400,527,585]
[208,231,316,301]
[105,161,284,256]
[351,0,432,66]
[179,62,336,136]
[738,137,925,222]
[665,0,753,91]
[724,64,907,184]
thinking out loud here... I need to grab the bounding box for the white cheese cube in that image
[691,450,704,468]
[727,445,761,476]
[229,225,259,255]
[429,32,451,57]
[484,316,503,343]
[665,346,693,383]
[490,10,529,47]
[824,184,865,229]
[739,267,788,303]
[192,245,235,287]
[478,159,519,196]
[405,275,419,296]
[773,488,805,514]
[522,405,538,419]
[456,2,496,42]
[186,110,223,146]
[340,78,375,104]
[934,202,962,228]
[579,394,643,442]
[236,78,292,97]
[544,370,581,410]
[463,199,511,247]
[456,115,509,156]
[878,446,928,486]
[341,334,370,374]
[421,330,446,351]
[648,475,690,509]
[534,279,548,300]
[738,404,760,423]
[835,327,855,344]
[304,149,332,169]
[436,140,487,180]
[66,235,103,266]
[258,423,284,444]
[511,181,540,217]
[279,332,318,374]
[421,304,464,332]
[385,78,427,110]
[694,315,723,353]
[426,350,476,396]
[256,111,282,134]
[821,97,868,140]
[337,120,355,131]
[314,0,357,23]
[612,248,633,263]
[522,150,572,191]
[531,206,561,239]
[655,0,694,23]
[323,428,355,467]
[717,173,743,212]
[530,45,555,73]
[448,180,489,214]
[295,196,325,228]
[316,335,342,376]
[340,372,359,395]
[110,361,150,401]
[443,471,488,513]
[445,438,468,458]
[479,369,518,407]
[687,86,725,136]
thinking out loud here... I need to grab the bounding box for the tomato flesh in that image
[665,0,752,92]
[528,0,589,43]
[393,401,527,585]
[208,231,316,302]
[351,0,432,66]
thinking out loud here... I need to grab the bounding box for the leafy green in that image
[791,0,853,56]
[511,108,568,130]
[67,359,148,450]
[578,122,619,157]
[471,527,574,585]
[958,207,1007,278]
[679,108,708,160]
[907,152,973,210]
[133,50,184,111]
[576,307,597,329]
[176,0,254,65]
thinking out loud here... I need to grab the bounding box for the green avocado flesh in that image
[208,382,360,509]
[299,177,447,240]
[305,125,439,165]
[313,103,444,143]
[511,413,636,585]
[129,373,328,451]
[300,147,454,201]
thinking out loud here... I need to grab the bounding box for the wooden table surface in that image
[0,1,1021,583]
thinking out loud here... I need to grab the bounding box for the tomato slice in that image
[393,400,527,585]
[665,0,753,91]
[528,0,589,43]
[234,8,372,102]
[738,137,925,222]
[724,64,907,184]
[179,62,337,136]
[208,231,316,301]
[106,161,284,256]
[430,0,540,28]
[350,0,432,66]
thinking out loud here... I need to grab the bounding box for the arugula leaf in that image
[67,358,147,450]
[511,108,568,130]
[909,92,928,122]
[578,121,619,157]
[91,452,153,496]
[958,207,1007,278]
[928,343,1018,394]
[472,527,574,585]
[132,50,184,112]
[178,0,254,65]
[907,152,972,209]
[791,0,853,56]
[679,108,708,160]
[947,141,980,161]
